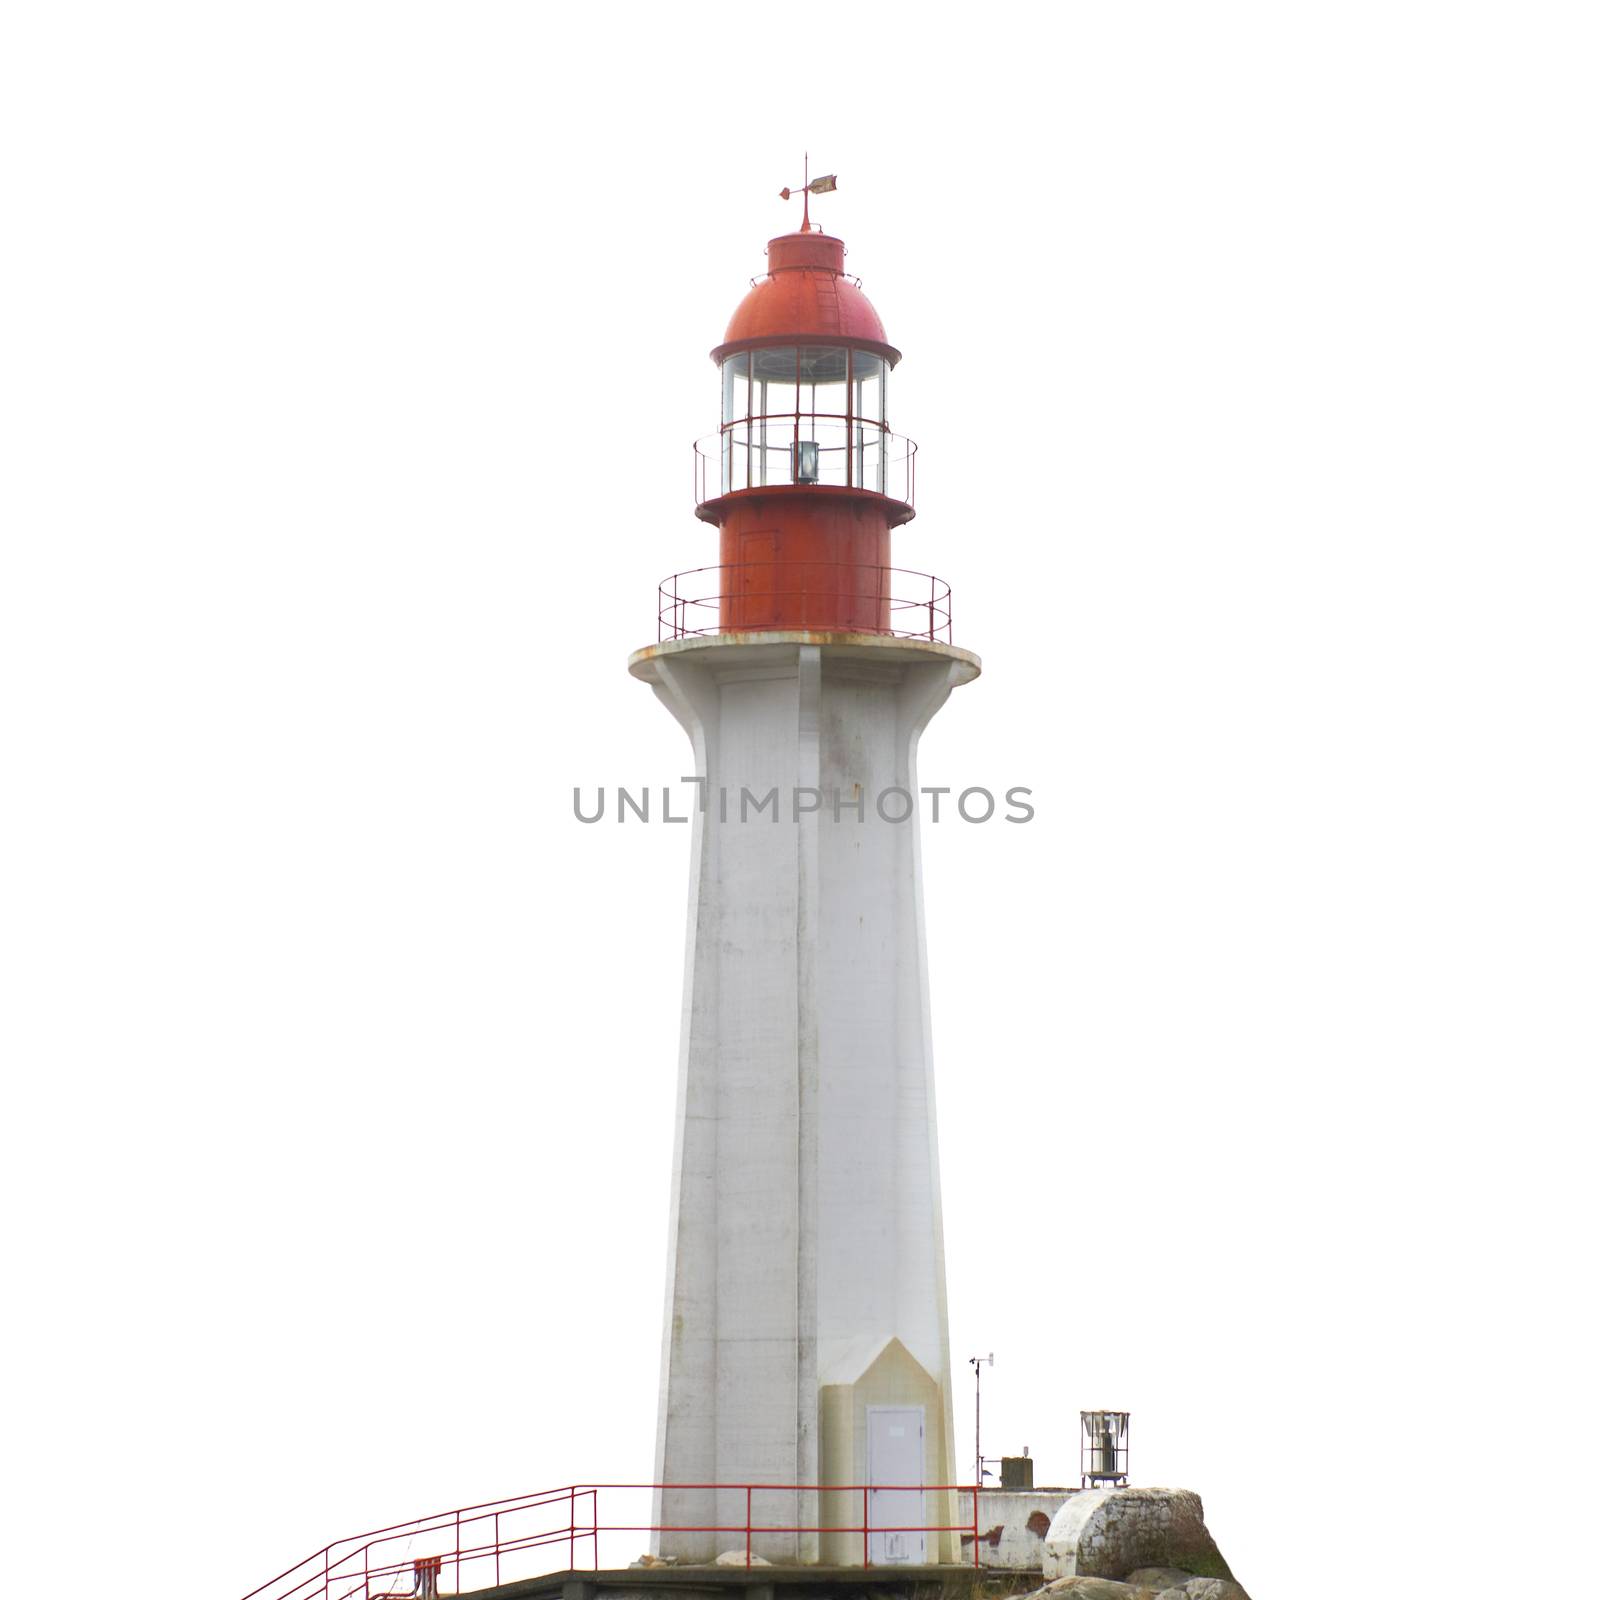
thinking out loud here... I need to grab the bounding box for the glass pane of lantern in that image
[754,415,791,486]
[751,346,797,421]
[721,352,749,425]
[822,427,848,486]
[851,350,884,424]
[724,422,749,491]
[858,427,883,493]
[799,345,848,419]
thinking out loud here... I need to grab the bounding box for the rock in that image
[1043,1488,1234,1583]
[1039,1581,1157,1599]
[713,1550,771,1566]
[1124,1575,1252,1600]
[628,1555,680,1568]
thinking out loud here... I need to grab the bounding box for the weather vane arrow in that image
[779,153,836,231]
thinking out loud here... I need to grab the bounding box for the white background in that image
[3,5,1596,1598]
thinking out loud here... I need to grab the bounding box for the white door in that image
[867,1405,926,1565]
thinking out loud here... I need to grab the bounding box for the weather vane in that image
[779,152,837,233]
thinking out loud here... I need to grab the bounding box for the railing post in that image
[454,1511,460,1594]
[494,1511,500,1588]
[862,1486,869,1569]
[745,1485,752,1568]
[569,1487,575,1572]
[591,1488,599,1572]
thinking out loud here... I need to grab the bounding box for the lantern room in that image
[700,230,911,515]
[713,343,895,497]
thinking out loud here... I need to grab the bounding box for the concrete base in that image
[457,1567,1034,1600]
[965,1491,1077,1569]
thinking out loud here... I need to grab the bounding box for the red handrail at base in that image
[241,1482,986,1600]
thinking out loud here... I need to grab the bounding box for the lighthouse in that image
[628,186,979,1567]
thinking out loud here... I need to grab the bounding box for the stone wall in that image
[1043,1489,1233,1583]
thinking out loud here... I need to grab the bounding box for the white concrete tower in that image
[629,204,978,1566]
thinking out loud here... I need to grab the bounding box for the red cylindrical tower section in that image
[697,229,913,634]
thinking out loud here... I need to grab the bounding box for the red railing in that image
[241,1482,984,1600]
[657,564,952,644]
[693,421,917,507]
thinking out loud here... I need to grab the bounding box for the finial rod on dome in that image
[778,152,837,234]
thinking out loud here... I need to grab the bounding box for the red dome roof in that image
[711,232,900,367]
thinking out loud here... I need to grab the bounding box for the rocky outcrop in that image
[1034,1575,1250,1600]
[1042,1489,1239,1589]
[1037,1582,1152,1599]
